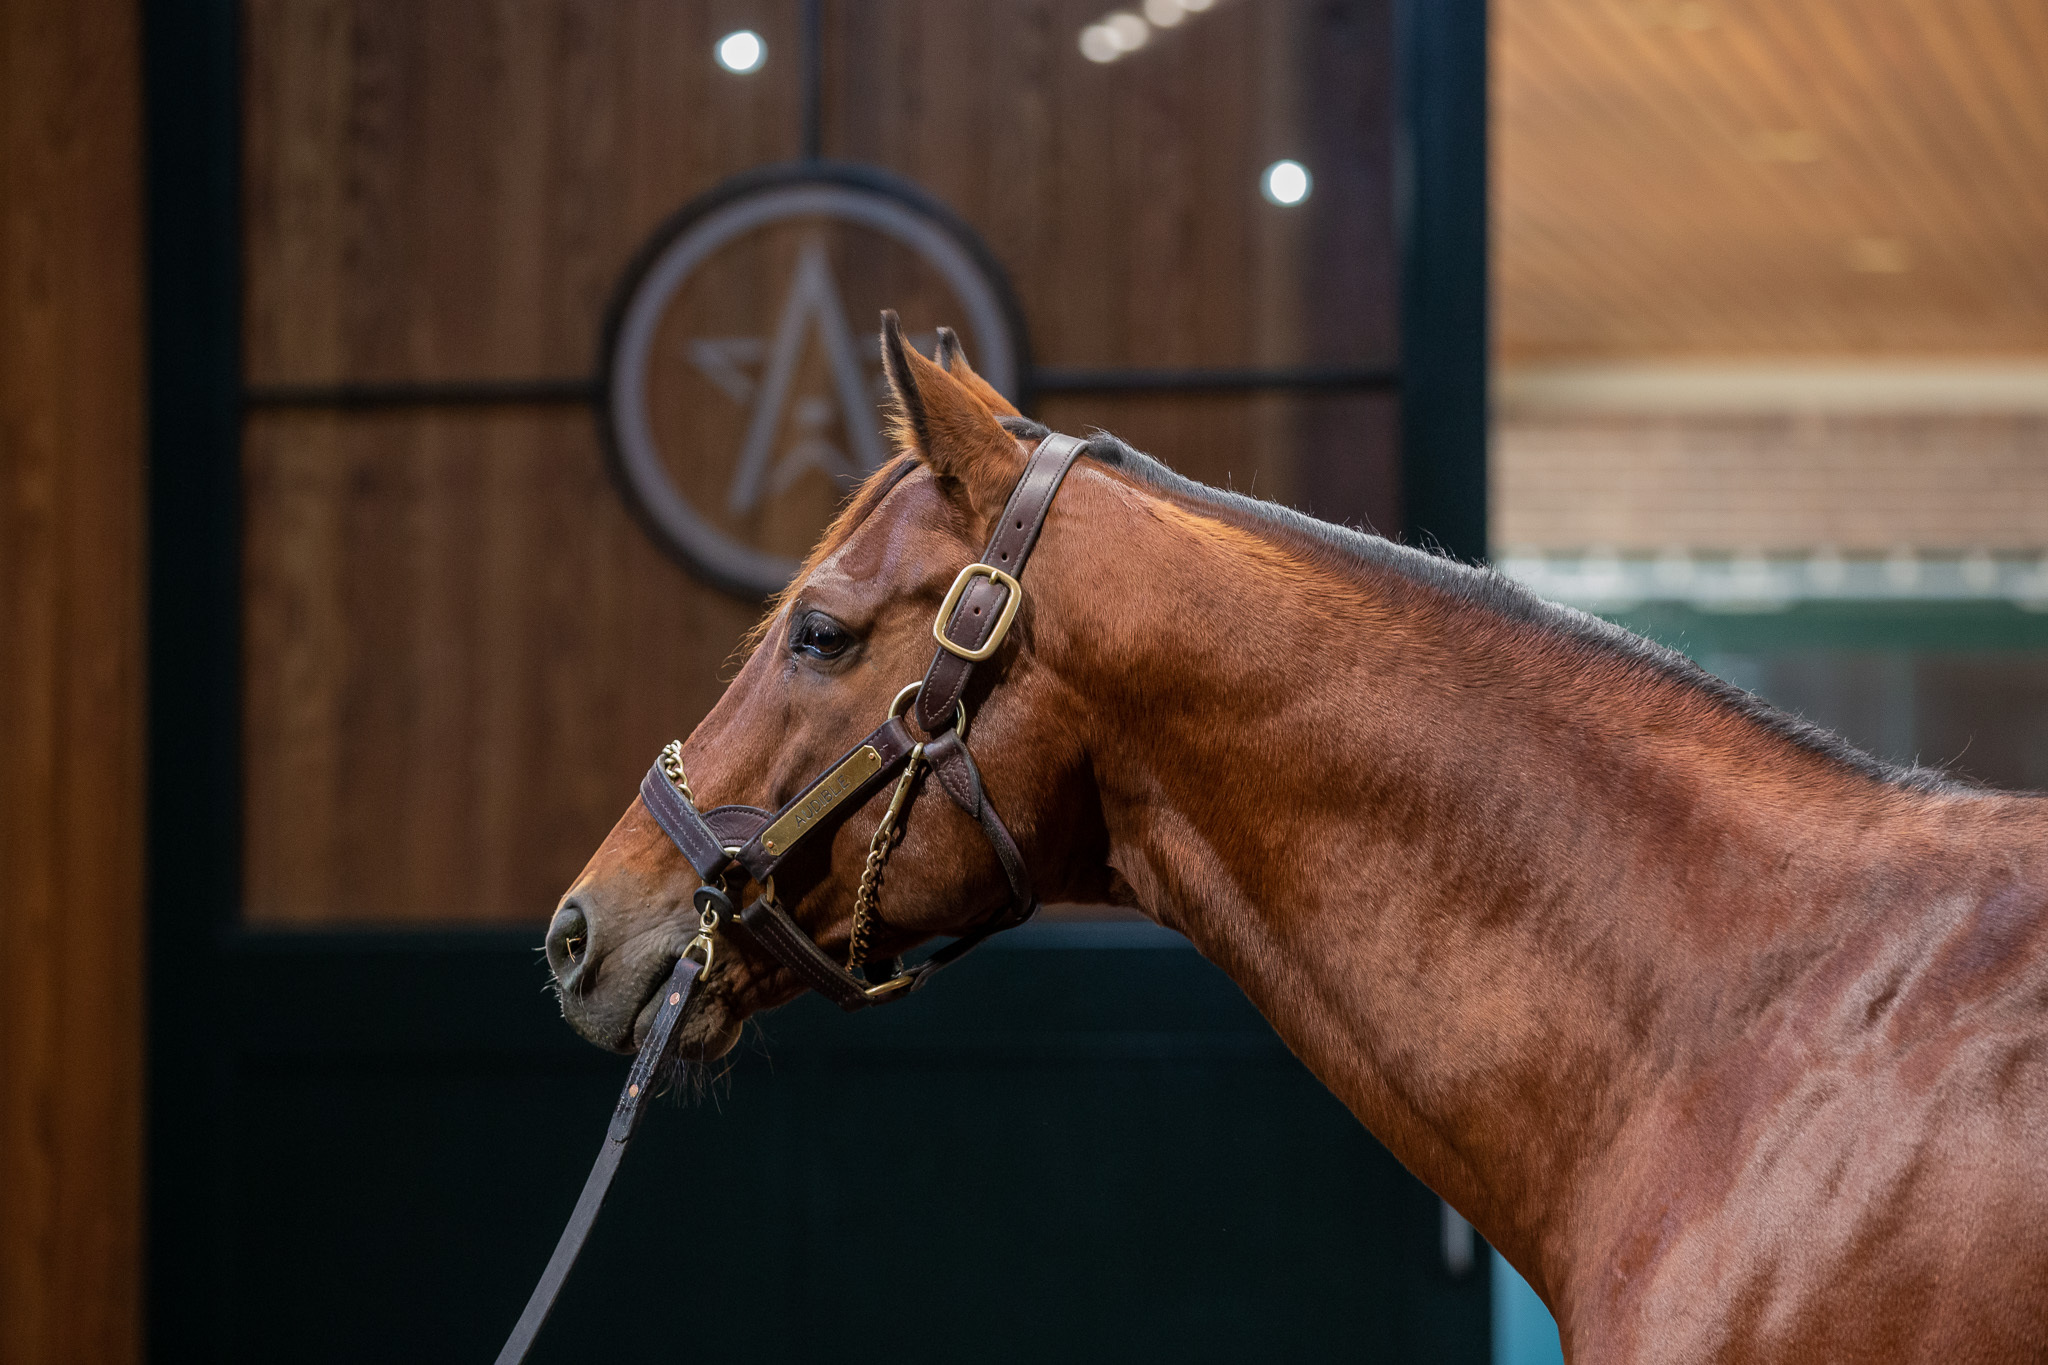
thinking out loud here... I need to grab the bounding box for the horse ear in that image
[934,326,1021,418]
[880,310,934,455]
[880,311,1025,521]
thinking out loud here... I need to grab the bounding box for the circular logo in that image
[600,163,1030,597]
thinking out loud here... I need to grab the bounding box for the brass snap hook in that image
[692,882,734,928]
[680,927,716,976]
[682,877,737,977]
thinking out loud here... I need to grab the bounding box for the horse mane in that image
[994,416,1965,796]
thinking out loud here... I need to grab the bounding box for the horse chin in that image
[671,1004,742,1062]
[626,975,742,1062]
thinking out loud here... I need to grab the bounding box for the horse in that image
[544,315,2048,1362]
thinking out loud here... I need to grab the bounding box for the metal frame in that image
[1396,0,1489,562]
[144,0,243,1356]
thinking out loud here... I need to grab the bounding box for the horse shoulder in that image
[1564,823,2048,1362]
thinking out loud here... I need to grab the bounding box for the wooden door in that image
[146,1,1487,1359]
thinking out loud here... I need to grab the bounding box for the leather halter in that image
[495,431,1086,1365]
[639,429,1083,1008]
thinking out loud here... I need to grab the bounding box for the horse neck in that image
[1031,466,1919,1286]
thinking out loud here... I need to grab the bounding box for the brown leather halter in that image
[495,432,1087,1364]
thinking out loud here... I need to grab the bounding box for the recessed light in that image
[1262,159,1311,206]
[1079,0,1219,64]
[1105,12,1150,51]
[1080,24,1122,61]
[715,30,765,74]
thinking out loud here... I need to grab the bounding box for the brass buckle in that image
[932,563,1022,662]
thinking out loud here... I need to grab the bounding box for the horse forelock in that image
[739,454,923,655]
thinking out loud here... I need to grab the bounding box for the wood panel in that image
[831,0,1397,370]
[1496,0,2048,359]
[0,0,147,1359]
[242,409,758,923]
[241,393,1397,925]
[242,0,1396,383]
[242,0,807,385]
[237,0,1402,924]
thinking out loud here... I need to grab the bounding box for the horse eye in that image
[792,612,853,660]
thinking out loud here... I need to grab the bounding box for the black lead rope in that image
[493,952,703,1365]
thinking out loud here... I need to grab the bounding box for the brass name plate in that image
[760,745,884,856]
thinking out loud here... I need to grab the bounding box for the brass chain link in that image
[847,746,925,975]
[658,739,693,804]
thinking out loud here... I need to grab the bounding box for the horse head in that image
[546,313,1113,1059]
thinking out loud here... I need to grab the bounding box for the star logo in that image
[684,239,936,516]
[603,171,1021,597]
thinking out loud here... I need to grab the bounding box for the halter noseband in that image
[637,430,1087,1011]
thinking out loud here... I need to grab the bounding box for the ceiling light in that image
[1262,159,1311,206]
[1079,24,1122,61]
[1105,12,1150,51]
[715,30,765,73]
[1080,0,1219,64]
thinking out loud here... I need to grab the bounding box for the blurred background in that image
[1,1,2041,1362]
[1496,0,2048,798]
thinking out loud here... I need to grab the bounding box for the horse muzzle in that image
[546,895,716,1054]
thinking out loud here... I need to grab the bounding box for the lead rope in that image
[847,742,924,976]
[492,949,707,1365]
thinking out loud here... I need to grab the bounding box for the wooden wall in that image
[239,0,1397,925]
[0,0,146,1361]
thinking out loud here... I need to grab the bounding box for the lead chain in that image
[847,746,924,976]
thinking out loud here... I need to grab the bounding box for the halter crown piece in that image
[495,431,1088,1365]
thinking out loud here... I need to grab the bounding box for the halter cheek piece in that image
[494,431,1087,1365]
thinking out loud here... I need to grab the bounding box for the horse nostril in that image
[548,903,590,979]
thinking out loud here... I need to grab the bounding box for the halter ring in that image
[886,681,969,741]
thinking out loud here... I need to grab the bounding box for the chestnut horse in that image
[547,320,2048,1362]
